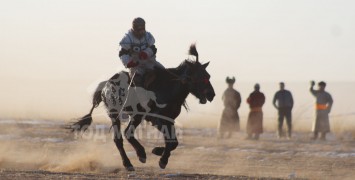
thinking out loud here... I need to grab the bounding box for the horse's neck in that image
[170,78,189,106]
[154,68,189,105]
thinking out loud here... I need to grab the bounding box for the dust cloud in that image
[0,121,121,173]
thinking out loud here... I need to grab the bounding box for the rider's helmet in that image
[132,17,146,39]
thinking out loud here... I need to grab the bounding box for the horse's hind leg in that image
[110,110,135,171]
[156,123,179,169]
[124,114,147,163]
[152,147,165,156]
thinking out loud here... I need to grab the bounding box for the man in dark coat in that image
[273,82,294,139]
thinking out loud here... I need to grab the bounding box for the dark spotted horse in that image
[67,44,215,171]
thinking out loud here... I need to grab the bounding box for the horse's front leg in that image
[109,110,135,171]
[124,114,147,163]
[157,123,179,169]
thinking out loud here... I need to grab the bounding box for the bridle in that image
[164,66,210,86]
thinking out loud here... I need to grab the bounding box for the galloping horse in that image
[68,44,215,171]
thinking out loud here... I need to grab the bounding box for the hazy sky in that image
[1,0,355,83]
[1,0,355,124]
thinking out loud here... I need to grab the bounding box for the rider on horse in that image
[118,17,164,88]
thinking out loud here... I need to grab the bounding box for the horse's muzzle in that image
[204,88,215,102]
[206,91,215,102]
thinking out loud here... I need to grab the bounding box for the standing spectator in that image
[218,77,241,138]
[310,81,333,140]
[246,83,265,140]
[273,82,294,139]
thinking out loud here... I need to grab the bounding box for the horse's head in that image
[180,45,215,104]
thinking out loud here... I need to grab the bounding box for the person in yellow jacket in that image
[310,81,333,140]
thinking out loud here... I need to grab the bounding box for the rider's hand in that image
[127,60,139,68]
[139,51,148,60]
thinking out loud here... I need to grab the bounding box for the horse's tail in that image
[66,81,107,132]
[92,81,107,109]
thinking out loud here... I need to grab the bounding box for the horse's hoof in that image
[125,166,135,171]
[139,157,146,163]
[152,147,164,156]
[159,160,167,169]
[137,150,146,163]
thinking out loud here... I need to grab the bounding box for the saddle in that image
[143,70,157,89]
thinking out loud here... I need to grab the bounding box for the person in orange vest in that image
[246,83,265,140]
[310,81,333,140]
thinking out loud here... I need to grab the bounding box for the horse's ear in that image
[202,62,210,69]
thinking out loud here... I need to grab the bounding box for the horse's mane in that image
[169,59,200,73]
[150,60,198,111]
[150,44,201,111]
[168,43,200,73]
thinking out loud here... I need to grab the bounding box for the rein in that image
[163,67,209,85]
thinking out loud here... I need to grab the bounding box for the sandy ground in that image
[0,119,354,179]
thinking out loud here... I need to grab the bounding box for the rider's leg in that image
[132,74,151,111]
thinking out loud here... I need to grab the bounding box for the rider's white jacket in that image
[119,29,163,75]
